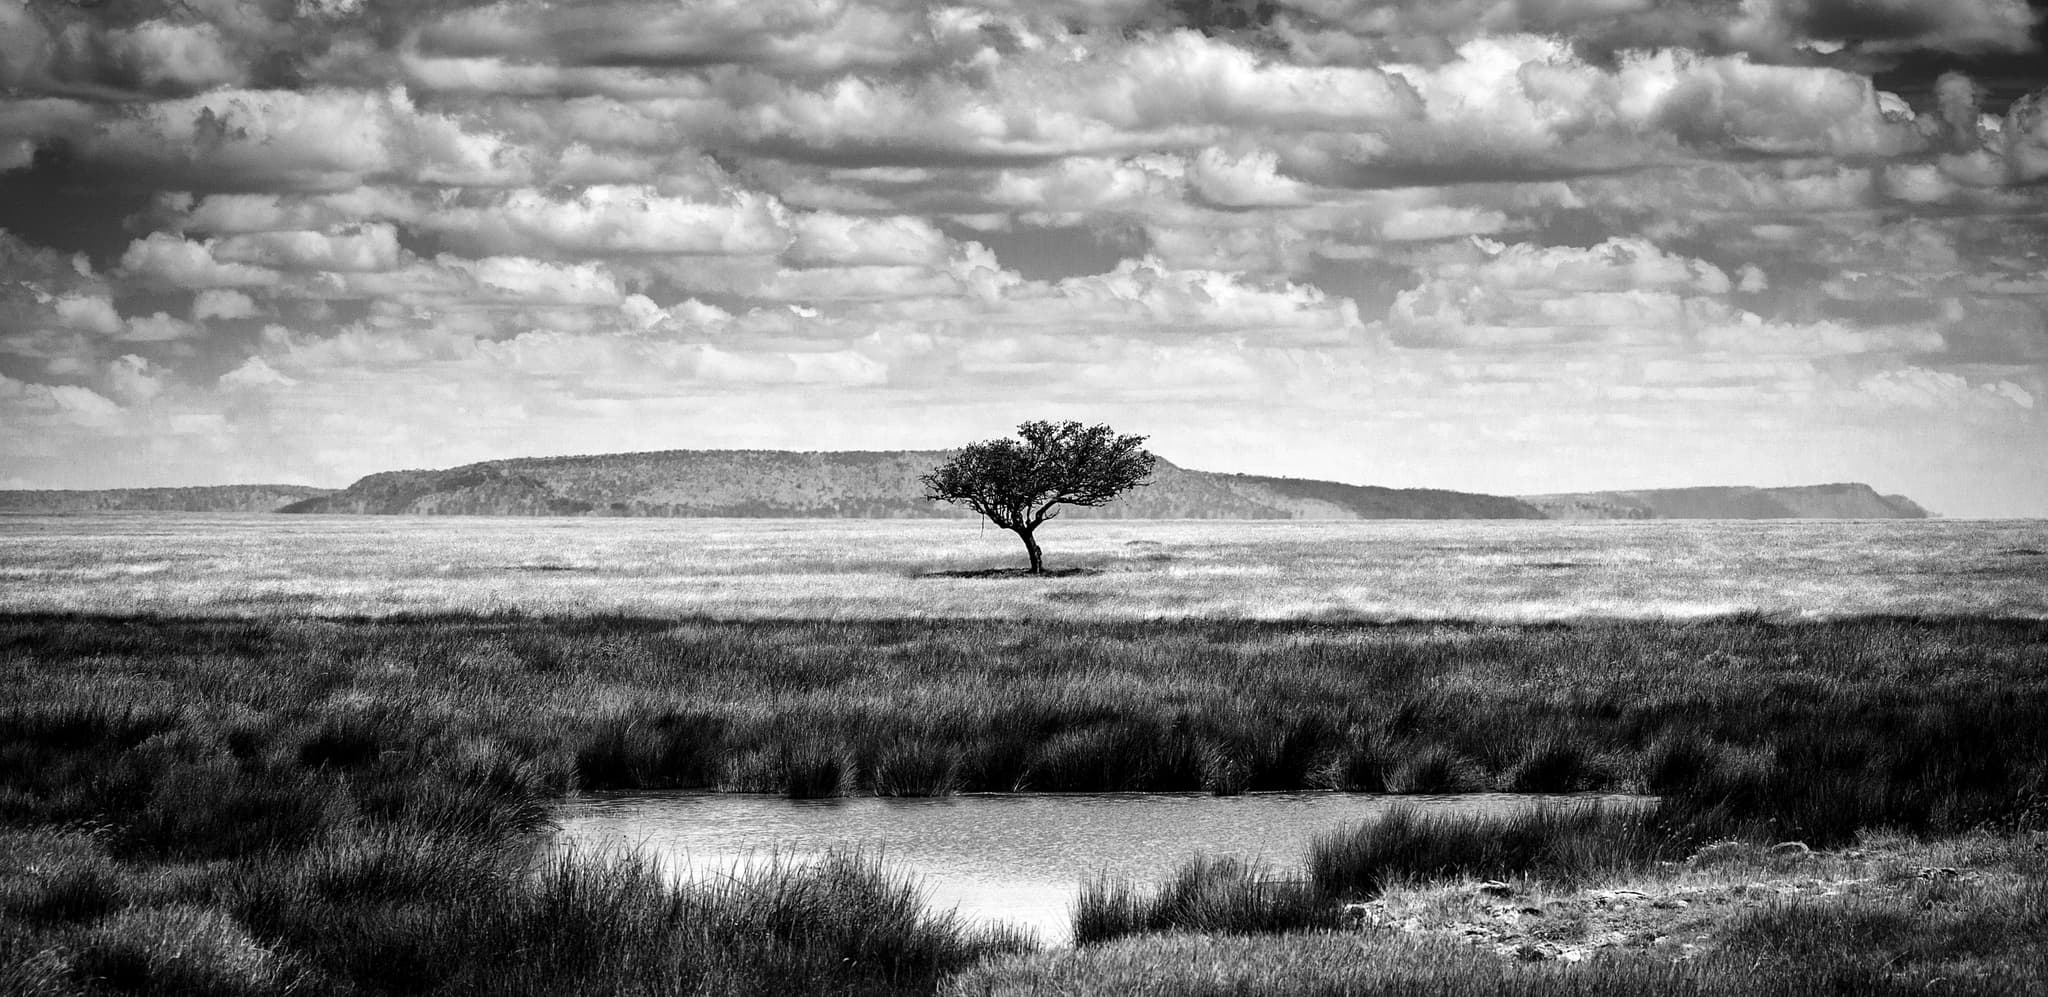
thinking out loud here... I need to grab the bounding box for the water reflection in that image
[553,791,1648,944]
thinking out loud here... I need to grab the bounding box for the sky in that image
[1,0,2045,517]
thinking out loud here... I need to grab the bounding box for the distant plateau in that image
[0,450,1930,520]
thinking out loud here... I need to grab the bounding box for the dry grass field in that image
[3,514,2044,620]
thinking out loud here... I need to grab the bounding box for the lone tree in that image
[922,420,1156,574]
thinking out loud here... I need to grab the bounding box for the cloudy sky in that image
[2,0,2045,516]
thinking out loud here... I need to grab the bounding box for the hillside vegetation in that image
[0,486,333,514]
[279,450,1550,519]
[1522,484,1930,520]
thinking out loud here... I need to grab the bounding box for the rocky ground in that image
[1341,834,2026,965]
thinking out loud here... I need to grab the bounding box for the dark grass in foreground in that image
[2,829,1026,997]
[3,612,2047,994]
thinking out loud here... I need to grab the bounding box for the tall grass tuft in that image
[1024,721,1175,792]
[72,904,301,996]
[1072,856,1332,945]
[1503,734,1601,792]
[871,739,962,797]
[782,740,855,799]
[0,830,123,925]
[1384,744,1484,794]
[1639,727,1723,794]
[690,852,1033,989]
[1307,804,1666,899]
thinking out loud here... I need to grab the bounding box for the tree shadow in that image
[916,567,1104,579]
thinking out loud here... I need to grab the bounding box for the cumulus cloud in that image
[219,355,298,390]
[443,256,627,306]
[1275,0,2040,63]
[192,288,261,321]
[787,213,952,267]
[1187,147,1313,208]
[212,224,403,273]
[0,371,123,430]
[123,312,202,343]
[53,294,123,335]
[1277,37,1926,188]
[1009,257,1366,342]
[417,0,934,75]
[8,88,536,192]
[1858,367,2036,410]
[119,233,281,288]
[105,20,246,94]
[422,185,792,257]
[178,189,427,234]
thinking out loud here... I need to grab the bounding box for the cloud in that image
[178,188,427,234]
[105,20,246,94]
[417,0,935,75]
[1274,0,2041,63]
[119,233,282,288]
[53,294,123,335]
[442,256,628,306]
[192,288,261,321]
[0,371,122,430]
[1279,37,1924,187]
[1011,257,1366,342]
[212,223,403,272]
[101,353,168,402]
[1387,236,1742,345]
[123,312,203,343]
[15,87,536,192]
[218,355,298,390]
[1186,147,1313,208]
[422,184,793,257]
[1857,366,2037,411]
[787,213,952,267]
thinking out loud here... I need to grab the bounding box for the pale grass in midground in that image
[2,514,2044,620]
[952,830,2048,996]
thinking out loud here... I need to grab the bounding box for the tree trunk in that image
[1016,527,1044,574]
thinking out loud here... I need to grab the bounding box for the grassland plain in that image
[4,514,2046,620]
[3,516,2046,995]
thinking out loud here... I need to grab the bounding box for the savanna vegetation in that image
[4,606,2045,994]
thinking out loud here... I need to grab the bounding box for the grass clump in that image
[72,904,301,996]
[1307,804,1668,899]
[0,830,124,925]
[1072,856,1331,945]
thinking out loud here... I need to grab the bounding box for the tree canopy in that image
[921,420,1156,573]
